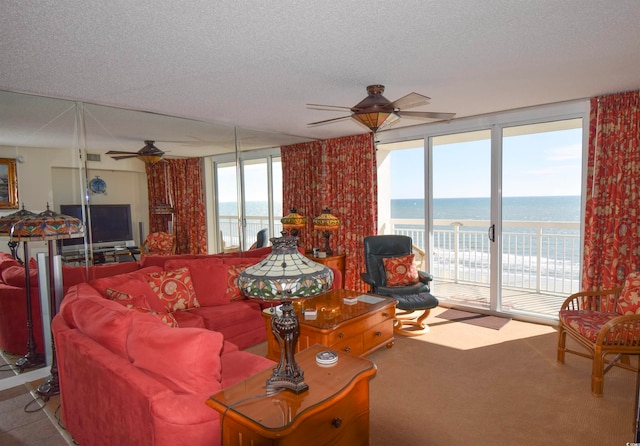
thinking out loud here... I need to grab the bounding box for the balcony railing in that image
[219,216,282,251]
[390,218,581,296]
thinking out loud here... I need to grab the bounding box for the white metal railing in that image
[391,218,581,295]
[219,216,282,251]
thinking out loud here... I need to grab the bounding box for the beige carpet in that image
[249,306,636,445]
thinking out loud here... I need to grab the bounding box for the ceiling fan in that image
[307,84,455,132]
[106,140,165,164]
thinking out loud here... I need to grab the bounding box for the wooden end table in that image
[262,289,396,361]
[207,344,377,445]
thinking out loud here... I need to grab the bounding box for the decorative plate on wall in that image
[89,176,107,194]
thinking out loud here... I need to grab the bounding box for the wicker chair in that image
[142,231,176,256]
[557,272,640,397]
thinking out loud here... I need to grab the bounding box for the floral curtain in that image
[582,90,640,291]
[146,158,207,254]
[281,140,323,250]
[282,133,377,291]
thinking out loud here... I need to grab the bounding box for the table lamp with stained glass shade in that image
[238,235,333,394]
[11,204,84,395]
[313,208,340,256]
[281,208,306,240]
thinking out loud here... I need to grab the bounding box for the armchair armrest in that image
[597,313,640,346]
[360,272,376,290]
[560,287,622,312]
[418,271,433,283]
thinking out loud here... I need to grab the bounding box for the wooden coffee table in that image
[262,289,396,361]
[207,344,377,445]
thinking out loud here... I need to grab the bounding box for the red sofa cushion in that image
[164,258,229,306]
[89,266,166,312]
[127,319,224,395]
[221,258,262,301]
[171,310,206,328]
[61,285,134,357]
[1,264,37,287]
[106,289,179,327]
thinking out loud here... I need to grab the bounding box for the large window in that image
[376,101,587,322]
[212,149,282,252]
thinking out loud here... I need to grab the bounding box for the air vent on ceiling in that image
[86,153,101,162]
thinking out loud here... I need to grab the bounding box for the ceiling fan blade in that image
[389,93,431,110]
[307,115,353,126]
[397,111,456,120]
[306,103,353,111]
[106,150,137,155]
[110,154,139,160]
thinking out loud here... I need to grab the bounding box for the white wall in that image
[0,145,148,255]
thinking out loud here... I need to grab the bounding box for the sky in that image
[391,127,583,199]
[218,126,583,203]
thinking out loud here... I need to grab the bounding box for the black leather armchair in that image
[361,235,438,335]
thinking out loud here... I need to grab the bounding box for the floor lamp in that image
[12,204,84,395]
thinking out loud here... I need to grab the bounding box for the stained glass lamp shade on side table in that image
[313,208,340,256]
[238,235,333,394]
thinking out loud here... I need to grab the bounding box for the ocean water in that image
[392,195,580,222]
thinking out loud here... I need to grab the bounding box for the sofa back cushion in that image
[89,266,166,312]
[61,284,134,358]
[126,319,224,395]
[618,271,640,315]
[1,264,37,287]
[164,258,229,306]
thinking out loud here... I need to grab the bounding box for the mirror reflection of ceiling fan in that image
[307,84,455,133]
[106,140,165,164]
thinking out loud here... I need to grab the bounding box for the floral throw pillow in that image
[145,267,200,312]
[105,288,179,328]
[618,271,640,315]
[383,254,419,287]
[226,264,250,301]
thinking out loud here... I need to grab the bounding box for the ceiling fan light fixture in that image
[353,111,399,133]
[138,154,164,164]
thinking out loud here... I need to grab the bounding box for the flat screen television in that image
[59,204,134,250]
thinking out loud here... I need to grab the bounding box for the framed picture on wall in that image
[0,158,18,209]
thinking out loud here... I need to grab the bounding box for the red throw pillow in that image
[105,288,179,328]
[145,267,200,312]
[383,254,419,286]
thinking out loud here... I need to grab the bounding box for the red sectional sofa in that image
[0,252,140,355]
[51,249,342,445]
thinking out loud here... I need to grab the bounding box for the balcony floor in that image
[434,280,566,320]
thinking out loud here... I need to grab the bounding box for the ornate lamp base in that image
[267,300,309,394]
[321,230,334,256]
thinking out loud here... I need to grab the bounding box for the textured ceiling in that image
[1,1,639,157]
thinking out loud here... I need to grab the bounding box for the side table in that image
[207,345,377,445]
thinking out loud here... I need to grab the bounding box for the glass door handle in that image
[488,224,495,242]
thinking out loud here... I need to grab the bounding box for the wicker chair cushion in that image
[617,271,640,315]
[559,309,618,342]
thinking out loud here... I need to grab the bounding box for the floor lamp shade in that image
[0,204,36,262]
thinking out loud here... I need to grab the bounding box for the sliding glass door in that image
[212,151,282,253]
[500,120,583,317]
[430,130,492,309]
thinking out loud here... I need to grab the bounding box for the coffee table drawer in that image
[332,335,364,356]
[363,321,393,352]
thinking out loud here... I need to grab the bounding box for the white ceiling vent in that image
[86,153,101,162]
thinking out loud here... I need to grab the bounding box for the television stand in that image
[61,246,139,265]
